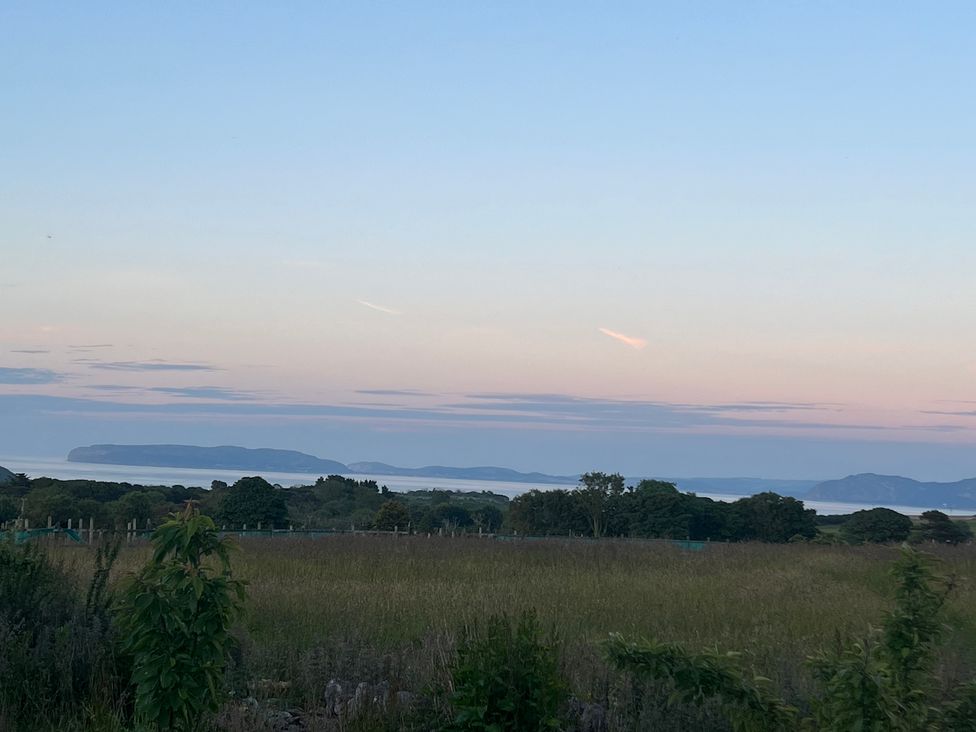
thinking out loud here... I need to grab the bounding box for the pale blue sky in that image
[2,3,975,478]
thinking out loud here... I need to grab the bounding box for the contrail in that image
[599,327,647,350]
[357,299,402,316]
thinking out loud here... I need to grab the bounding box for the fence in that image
[0,518,708,552]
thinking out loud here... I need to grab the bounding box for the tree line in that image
[2,470,972,544]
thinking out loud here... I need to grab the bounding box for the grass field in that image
[60,536,976,729]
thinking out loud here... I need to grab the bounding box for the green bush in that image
[917,510,973,545]
[0,536,121,730]
[449,609,567,731]
[117,503,246,730]
[840,507,912,544]
[373,499,411,531]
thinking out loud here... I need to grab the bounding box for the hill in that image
[68,444,349,474]
[0,464,13,485]
[806,473,976,509]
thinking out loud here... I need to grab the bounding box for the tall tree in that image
[730,492,816,542]
[575,472,625,538]
[216,476,288,528]
[373,500,410,531]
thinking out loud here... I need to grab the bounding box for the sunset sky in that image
[2,3,975,479]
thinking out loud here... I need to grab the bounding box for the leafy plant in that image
[450,609,567,731]
[604,636,798,731]
[808,547,955,730]
[118,503,246,730]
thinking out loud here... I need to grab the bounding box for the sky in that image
[2,2,976,480]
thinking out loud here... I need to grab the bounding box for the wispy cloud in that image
[10,349,50,354]
[84,384,257,400]
[89,360,219,372]
[357,300,401,316]
[598,327,646,350]
[0,367,65,384]
[357,389,434,397]
[69,344,113,349]
[149,386,257,401]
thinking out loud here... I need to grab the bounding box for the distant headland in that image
[61,444,976,509]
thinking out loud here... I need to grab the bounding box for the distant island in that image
[807,473,976,508]
[64,444,976,509]
[66,444,576,485]
[68,444,348,474]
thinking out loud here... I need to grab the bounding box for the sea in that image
[2,455,972,517]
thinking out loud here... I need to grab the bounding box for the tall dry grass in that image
[60,535,976,729]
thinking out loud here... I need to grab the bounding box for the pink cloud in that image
[598,327,647,350]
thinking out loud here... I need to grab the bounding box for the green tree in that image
[111,490,162,528]
[216,476,288,528]
[841,507,912,544]
[575,471,625,538]
[432,504,474,531]
[118,503,246,730]
[0,496,17,523]
[373,499,410,531]
[473,504,504,532]
[917,510,973,545]
[24,486,79,525]
[509,489,588,536]
[729,492,816,542]
[618,481,692,538]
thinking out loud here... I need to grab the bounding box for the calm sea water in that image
[2,455,972,517]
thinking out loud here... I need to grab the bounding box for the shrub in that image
[840,507,912,544]
[0,536,121,729]
[917,510,973,545]
[450,609,567,731]
[117,503,246,730]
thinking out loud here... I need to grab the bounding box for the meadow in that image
[57,534,976,730]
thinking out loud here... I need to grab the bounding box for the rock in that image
[372,680,390,709]
[264,710,295,731]
[323,680,343,716]
[347,681,370,718]
[243,696,259,711]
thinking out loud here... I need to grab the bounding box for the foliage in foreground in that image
[118,503,246,730]
[0,535,121,730]
[450,609,567,731]
[606,547,975,731]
